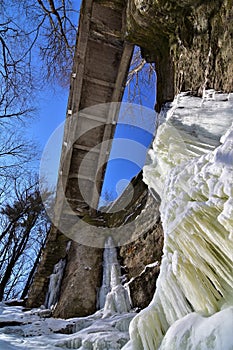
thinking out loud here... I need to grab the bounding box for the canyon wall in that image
[27,172,163,318]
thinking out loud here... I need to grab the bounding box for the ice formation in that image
[123,91,233,349]
[99,236,120,308]
[1,92,233,349]
[99,236,131,317]
[159,307,233,350]
[45,258,66,309]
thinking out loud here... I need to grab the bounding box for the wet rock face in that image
[119,195,164,309]
[53,242,103,318]
[127,0,233,108]
[27,229,103,318]
[26,228,70,309]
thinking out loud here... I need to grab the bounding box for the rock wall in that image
[27,172,164,317]
[119,196,163,310]
[26,226,103,318]
[53,242,103,318]
[127,0,233,109]
[103,173,164,310]
[26,227,70,309]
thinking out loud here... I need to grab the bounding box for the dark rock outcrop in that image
[127,263,160,310]
[127,0,233,109]
[53,242,103,318]
[27,172,163,317]
[27,226,103,318]
[26,227,70,309]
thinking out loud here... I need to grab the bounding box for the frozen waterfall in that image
[45,259,66,309]
[99,236,131,317]
[0,238,134,349]
[123,91,233,350]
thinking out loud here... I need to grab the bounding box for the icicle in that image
[98,236,119,309]
[45,259,66,309]
[98,236,132,317]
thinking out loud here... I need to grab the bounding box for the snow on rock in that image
[123,91,233,349]
[0,303,69,349]
[0,339,18,350]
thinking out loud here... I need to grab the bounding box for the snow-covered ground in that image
[0,302,135,349]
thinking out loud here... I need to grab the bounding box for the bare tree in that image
[0,1,79,300]
[0,0,78,121]
[0,126,38,206]
[0,176,51,301]
[126,46,156,105]
[37,0,77,86]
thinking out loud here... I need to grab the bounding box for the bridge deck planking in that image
[54,0,133,225]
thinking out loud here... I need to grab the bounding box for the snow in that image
[0,339,18,350]
[0,302,136,349]
[123,91,233,349]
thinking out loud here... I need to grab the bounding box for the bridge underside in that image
[56,0,134,226]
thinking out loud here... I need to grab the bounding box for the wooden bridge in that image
[55,0,134,226]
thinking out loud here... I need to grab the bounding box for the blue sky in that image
[36,61,156,207]
[29,85,68,148]
[100,94,157,203]
[28,1,157,205]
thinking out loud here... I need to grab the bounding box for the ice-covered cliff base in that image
[123,91,233,349]
[0,237,135,349]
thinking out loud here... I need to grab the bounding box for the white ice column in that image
[45,259,66,309]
